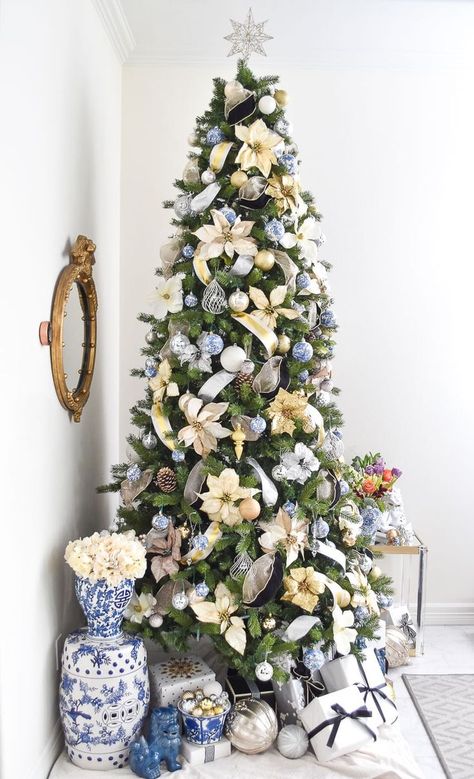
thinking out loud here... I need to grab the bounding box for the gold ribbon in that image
[151,401,176,451]
[193,257,213,285]
[180,521,222,565]
[231,312,278,357]
[209,141,233,173]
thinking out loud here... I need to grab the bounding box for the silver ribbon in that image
[230,254,255,276]
[274,250,299,292]
[283,615,322,643]
[191,182,221,213]
[316,540,346,572]
[198,369,235,403]
[252,356,285,395]
[183,460,206,505]
[246,457,278,506]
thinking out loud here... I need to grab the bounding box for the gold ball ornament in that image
[262,614,276,632]
[239,497,261,521]
[277,334,291,354]
[230,170,248,188]
[225,698,278,754]
[336,589,351,608]
[254,249,275,271]
[370,566,382,581]
[386,529,399,544]
[228,289,250,312]
[274,89,289,107]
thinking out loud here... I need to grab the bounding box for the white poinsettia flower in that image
[151,275,183,320]
[332,605,358,655]
[280,217,322,263]
[258,508,308,567]
[280,442,320,484]
[235,118,282,178]
[148,359,179,402]
[346,568,380,615]
[191,582,246,654]
[248,285,300,329]
[198,468,259,526]
[124,591,157,625]
[179,334,213,373]
[177,395,231,457]
[193,209,257,261]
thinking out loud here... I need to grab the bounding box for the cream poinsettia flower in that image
[258,508,308,567]
[280,217,323,263]
[235,119,282,177]
[248,285,300,330]
[191,582,246,655]
[148,359,179,402]
[198,468,259,526]
[266,174,306,216]
[193,209,257,262]
[151,275,183,320]
[177,395,231,457]
[332,605,358,655]
[346,568,380,615]
[124,591,157,625]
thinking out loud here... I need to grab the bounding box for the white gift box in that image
[149,654,215,707]
[181,736,231,765]
[300,685,377,762]
[320,653,397,728]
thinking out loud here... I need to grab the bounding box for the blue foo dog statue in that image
[129,706,182,778]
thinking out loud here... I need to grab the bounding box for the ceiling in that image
[97,0,474,68]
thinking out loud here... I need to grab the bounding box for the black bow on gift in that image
[399,613,416,643]
[293,660,325,705]
[308,703,377,748]
[356,663,397,724]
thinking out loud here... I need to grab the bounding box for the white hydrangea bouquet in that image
[64,530,146,586]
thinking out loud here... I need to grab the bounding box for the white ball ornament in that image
[148,613,163,628]
[171,591,189,611]
[203,681,223,698]
[201,169,216,185]
[255,661,274,682]
[228,289,250,312]
[277,725,309,759]
[258,95,277,115]
[220,345,246,373]
[225,80,244,98]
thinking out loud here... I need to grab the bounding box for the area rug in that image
[403,674,474,779]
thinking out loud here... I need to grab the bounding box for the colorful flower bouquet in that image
[351,453,402,502]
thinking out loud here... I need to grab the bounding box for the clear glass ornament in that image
[230,552,253,580]
[202,278,227,314]
[142,430,157,450]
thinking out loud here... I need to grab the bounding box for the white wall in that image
[0,2,121,777]
[121,3,474,623]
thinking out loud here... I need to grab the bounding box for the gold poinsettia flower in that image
[281,566,327,613]
[248,285,300,330]
[198,468,259,527]
[191,582,247,654]
[177,395,231,457]
[193,209,257,262]
[266,174,302,216]
[235,119,282,177]
[267,388,314,436]
[148,359,179,402]
[258,508,308,567]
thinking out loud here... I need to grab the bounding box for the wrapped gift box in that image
[149,654,215,707]
[272,670,326,726]
[300,685,377,762]
[181,736,231,765]
[320,652,397,728]
[381,607,416,651]
[226,672,276,711]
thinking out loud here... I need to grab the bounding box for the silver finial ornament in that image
[224,8,273,60]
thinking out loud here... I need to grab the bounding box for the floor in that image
[390,624,474,778]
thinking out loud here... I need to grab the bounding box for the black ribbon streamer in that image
[356,661,397,724]
[308,703,376,748]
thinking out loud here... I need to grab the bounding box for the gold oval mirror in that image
[40,236,98,422]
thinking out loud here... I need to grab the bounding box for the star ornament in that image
[224,8,273,60]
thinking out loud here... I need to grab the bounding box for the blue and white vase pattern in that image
[60,578,149,770]
[178,705,229,745]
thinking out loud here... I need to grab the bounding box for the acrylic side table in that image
[370,535,428,656]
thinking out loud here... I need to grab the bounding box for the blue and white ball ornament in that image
[192,534,209,552]
[219,206,237,225]
[182,244,195,259]
[298,370,309,383]
[354,606,370,625]
[144,358,158,378]
[126,463,142,482]
[274,117,293,136]
[292,340,314,362]
[195,582,210,598]
[296,272,311,289]
[340,480,350,496]
[303,647,325,672]
[264,218,285,242]
[152,513,170,532]
[206,126,225,145]
[321,310,336,327]
[249,415,267,434]
[184,292,198,308]
[203,333,224,355]
[171,450,185,463]
[279,153,297,175]
[377,594,392,608]
[315,518,330,538]
[170,332,191,356]
[283,501,296,516]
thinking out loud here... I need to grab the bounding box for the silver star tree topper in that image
[224,8,273,60]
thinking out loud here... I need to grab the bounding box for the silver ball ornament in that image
[277,725,309,759]
[149,613,163,628]
[169,332,190,356]
[201,169,216,185]
[142,430,158,450]
[225,699,278,754]
[173,194,192,219]
[224,80,244,98]
[145,329,156,345]
[171,591,189,611]
[228,289,250,312]
[255,661,274,682]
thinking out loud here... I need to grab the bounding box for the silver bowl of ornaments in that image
[178,681,231,745]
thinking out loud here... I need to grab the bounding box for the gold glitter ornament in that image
[231,170,248,188]
[277,334,291,354]
[232,423,246,460]
[262,614,276,632]
[254,249,275,271]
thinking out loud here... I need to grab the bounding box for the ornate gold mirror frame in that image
[39,235,98,422]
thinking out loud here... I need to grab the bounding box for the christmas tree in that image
[101,61,393,682]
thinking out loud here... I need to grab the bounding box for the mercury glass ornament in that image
[203,333,224,355]
[228,289,250,312]
[296,272,311,289]
[274,117,293,136]
[225,699,278,754]
[279,153,297,175]
[170,332,191,356]
[240,359,255,375]
[261,614,276,632]
[171,450,185,463]
[152,513,170,533]
[255,661,274,681]
[126,463,141,482]
[191,534,209,552]
[174,194,192,219]
[277,725,308,760]
[201,168,216,185]
[184,292,198,308]
[171,591,189,611]
[182,244,195,259]
[202,278,227,314]
[142,430,158,450]
[292,340,313,362]
[249,415,266,434]
[272,464,287,481]
[283,501,296,516]
[303,647,325,671]
[194,582,209,598]
[145,329,156,345]
[206,126,225,145]
[264,219,285,242]
[220,206,237,224]
[224,79,244,98]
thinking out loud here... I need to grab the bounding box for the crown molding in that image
[90,0,136,64]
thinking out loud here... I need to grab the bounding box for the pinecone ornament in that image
[235,371,254,391]
[156,467,177,493]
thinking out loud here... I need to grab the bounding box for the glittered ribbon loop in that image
[151,402,176,451]
[191,182,221,213]
[183,460,207,505]
[209,141,234,173]
[231,311,278,357]
[308,703,376,748]
[246,457,278,506]
[198,369,236,403]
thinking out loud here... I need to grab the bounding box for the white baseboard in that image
[424,602,474,626]
[33,718,63,779]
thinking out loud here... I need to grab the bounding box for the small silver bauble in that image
[171,592,189,611]
[142,430,158,450]
[240,359,255,375]
[255,661,274,682]
[170,332,191,356]
[272,464,287,481]
[277,725,309,759]
[228,289,250,312]
[152,512,170,533]
[225,699,278,755]
[148,613,163,628]
[249,416,266,434]
[145,329,156,345]
[173,194,193,219]
[126,463,141,482]
[201,168,216,185]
